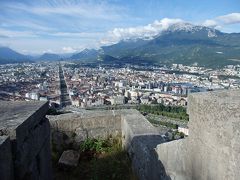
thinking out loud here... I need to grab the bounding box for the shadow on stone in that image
[130,135,171,180]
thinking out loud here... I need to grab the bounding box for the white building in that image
[178,125,189,136]
[109,96,125,105]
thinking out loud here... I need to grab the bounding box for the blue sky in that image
[0,0,239,54]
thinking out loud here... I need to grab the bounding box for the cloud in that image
[202,19,218,27]
[102,18,184,45]
[1,0,240,55]
[3,0,126,21]
[62,46,78,53]
[103,14,240,46]
[217,13,240,24]
[0,34,9,38]
[42,49,54,54]
[203,13,240,28]
[0,28,38,38]
[0,0,129,51]
[52,32,104,39]
[13,21,56,31]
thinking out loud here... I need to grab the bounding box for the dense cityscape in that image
[0,62,239,108]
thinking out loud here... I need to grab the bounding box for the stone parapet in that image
[156,89,240,180]
[30,89,240,180]
[48,110,122,150]
[48,109,169,180]
[0,101,51,180]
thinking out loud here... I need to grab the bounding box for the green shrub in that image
[138,104,189,121]
[80,138,112,153]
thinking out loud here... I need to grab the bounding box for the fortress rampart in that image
[156,90,240,180]
[0,101,52,180]
[1,89,239,180]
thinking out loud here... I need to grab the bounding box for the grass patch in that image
[52,136,137,180]
[137,104,189,121]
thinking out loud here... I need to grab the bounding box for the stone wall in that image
[48,109,170,180]
[0,101,51,180]
[2,89,238,180]
[156,89,240,180]
[120,110,170,180]
[48,110,122,151]
[0,136,13,180]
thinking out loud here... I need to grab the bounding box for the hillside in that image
[0,47,30,64]
[1,22,240,67]
[37,53,60,61]
[100,23,240,67]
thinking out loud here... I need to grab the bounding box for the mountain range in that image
[1,22,240,67]
[0,47,31,64]
[37,53,61,61]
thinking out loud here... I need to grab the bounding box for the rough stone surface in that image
[48,110,122,149]
[58,150,80,167]
[120,109,161,149]
[120,109,168,180]
[1,89,237,180]
[0,101,48,138]
[0,136,14,180]
[156,89,240,180]
[48,109,169,180]
[0,101,52,180]
[156,139,191,180]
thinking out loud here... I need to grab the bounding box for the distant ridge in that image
[71,49,99,60]
[37,53,60,61]
[98,23,240,67]
[0,47,30,64]
[1,22,240,67]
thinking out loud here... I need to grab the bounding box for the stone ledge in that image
[0,101,49,140]
[0,101,51,180]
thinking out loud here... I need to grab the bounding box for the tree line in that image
[137,104,189,121]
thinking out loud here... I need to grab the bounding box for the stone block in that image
[15,118,51,179]
[0,101,52,180]
[75,127,87,143]
[58,150,80,167]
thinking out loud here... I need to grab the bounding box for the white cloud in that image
[103,14,240,46]
[202,13,240,28]
[102,18,184,45]
[62,46,77,53]
[202,19,218,27]
[217,13,240,24]
[42,49,54,53]
[52,32,104,39]
[4,1,126,21]
[0,34,9,38]
[0,28,38,38]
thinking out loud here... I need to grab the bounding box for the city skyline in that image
[0,0,240,54]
